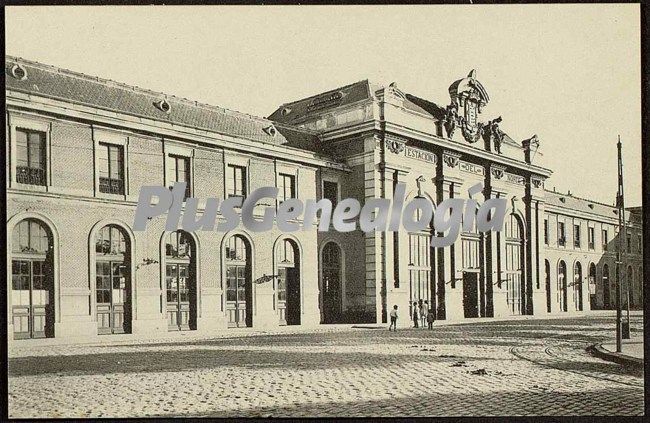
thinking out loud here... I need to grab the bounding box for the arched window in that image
[321,242,342,324]
[11,219,54,339]
[165,230,196,331]
[225,235,252,328]
[95,224,131,335]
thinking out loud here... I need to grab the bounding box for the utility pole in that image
[615,136,627,352]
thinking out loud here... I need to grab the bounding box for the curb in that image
[587,343,644,368]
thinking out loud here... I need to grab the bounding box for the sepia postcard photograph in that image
[3,2,646,419]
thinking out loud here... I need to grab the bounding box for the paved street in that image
[8,315,644,418]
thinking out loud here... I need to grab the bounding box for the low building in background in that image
[5,57,643,340]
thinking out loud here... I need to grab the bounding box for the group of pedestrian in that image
[412,299,435,329]
[388,299,435,331]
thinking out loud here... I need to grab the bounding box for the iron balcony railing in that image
[99,177,125,195]
[16,166,45,185]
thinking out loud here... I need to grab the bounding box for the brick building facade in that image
[5,57,643,340]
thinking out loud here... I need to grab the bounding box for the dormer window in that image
[559,197,566,203]
[11,64,27,80]
[263,125,278,137]
[280,107,291,117]
[155,99,171,113]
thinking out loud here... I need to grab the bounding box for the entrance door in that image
[322,269,341,323]
[321,242,342,324]
[226,265,251,327]
[12,259,53,339]
[286,267,301,325]
[558,261,567,312]
[463,272,479,318]
[602,264,610,309]
[166,263,193,330]
[96,261,130,334]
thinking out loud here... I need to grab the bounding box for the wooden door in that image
[166,263,192,331]
[12,259,53,339]
[96,261,129,334]
[226,265,250,327]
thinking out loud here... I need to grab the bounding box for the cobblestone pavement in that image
[8,315,644,417]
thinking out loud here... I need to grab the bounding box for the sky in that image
[5,5,642,206]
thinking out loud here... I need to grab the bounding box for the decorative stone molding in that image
[442,151,462,168]
[490,164,506,180]
[531,177,544,189]
[415,175,426,197]
[384,134,406,154]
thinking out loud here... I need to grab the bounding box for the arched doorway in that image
[588,263,597,309]
[95,224,132,334]
[573,262,583,311]
[164,230,197,331]
[602,264,610,309]
[504,214,524,315]
[321,242,342,324]
[558,260,567,312]
[277,239,301,326]
[545,260,551,313]
[11,219,55,339]
[225,234,252,328]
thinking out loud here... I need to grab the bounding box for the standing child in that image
[427,308,435,330]
[389,305,398,331]
[412,302,419,328]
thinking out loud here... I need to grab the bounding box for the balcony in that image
[16,166,45,186]
[99,177,125,195]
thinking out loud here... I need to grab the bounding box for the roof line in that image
[6,54,309,130]
[544,188,617,209]
[277,79,371,108]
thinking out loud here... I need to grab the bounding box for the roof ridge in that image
[6,54,313,131]
[544,188,616,208]
[279,79,370,107]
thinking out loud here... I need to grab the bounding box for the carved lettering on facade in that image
[403,146,436,164]
[506,173,524,185]
[459,161,484,176]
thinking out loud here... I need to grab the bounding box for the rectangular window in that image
[98,143,125,194]
[323,181,338,209]
[588,227,595,250]
[168,155,191,200]
[543,219,549,245]
[227,165,246,199]
[574,224,581,248]
[558,222,565,246]
[278,173,295,204]
[15,128,46,186]
[602,229,608,251]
